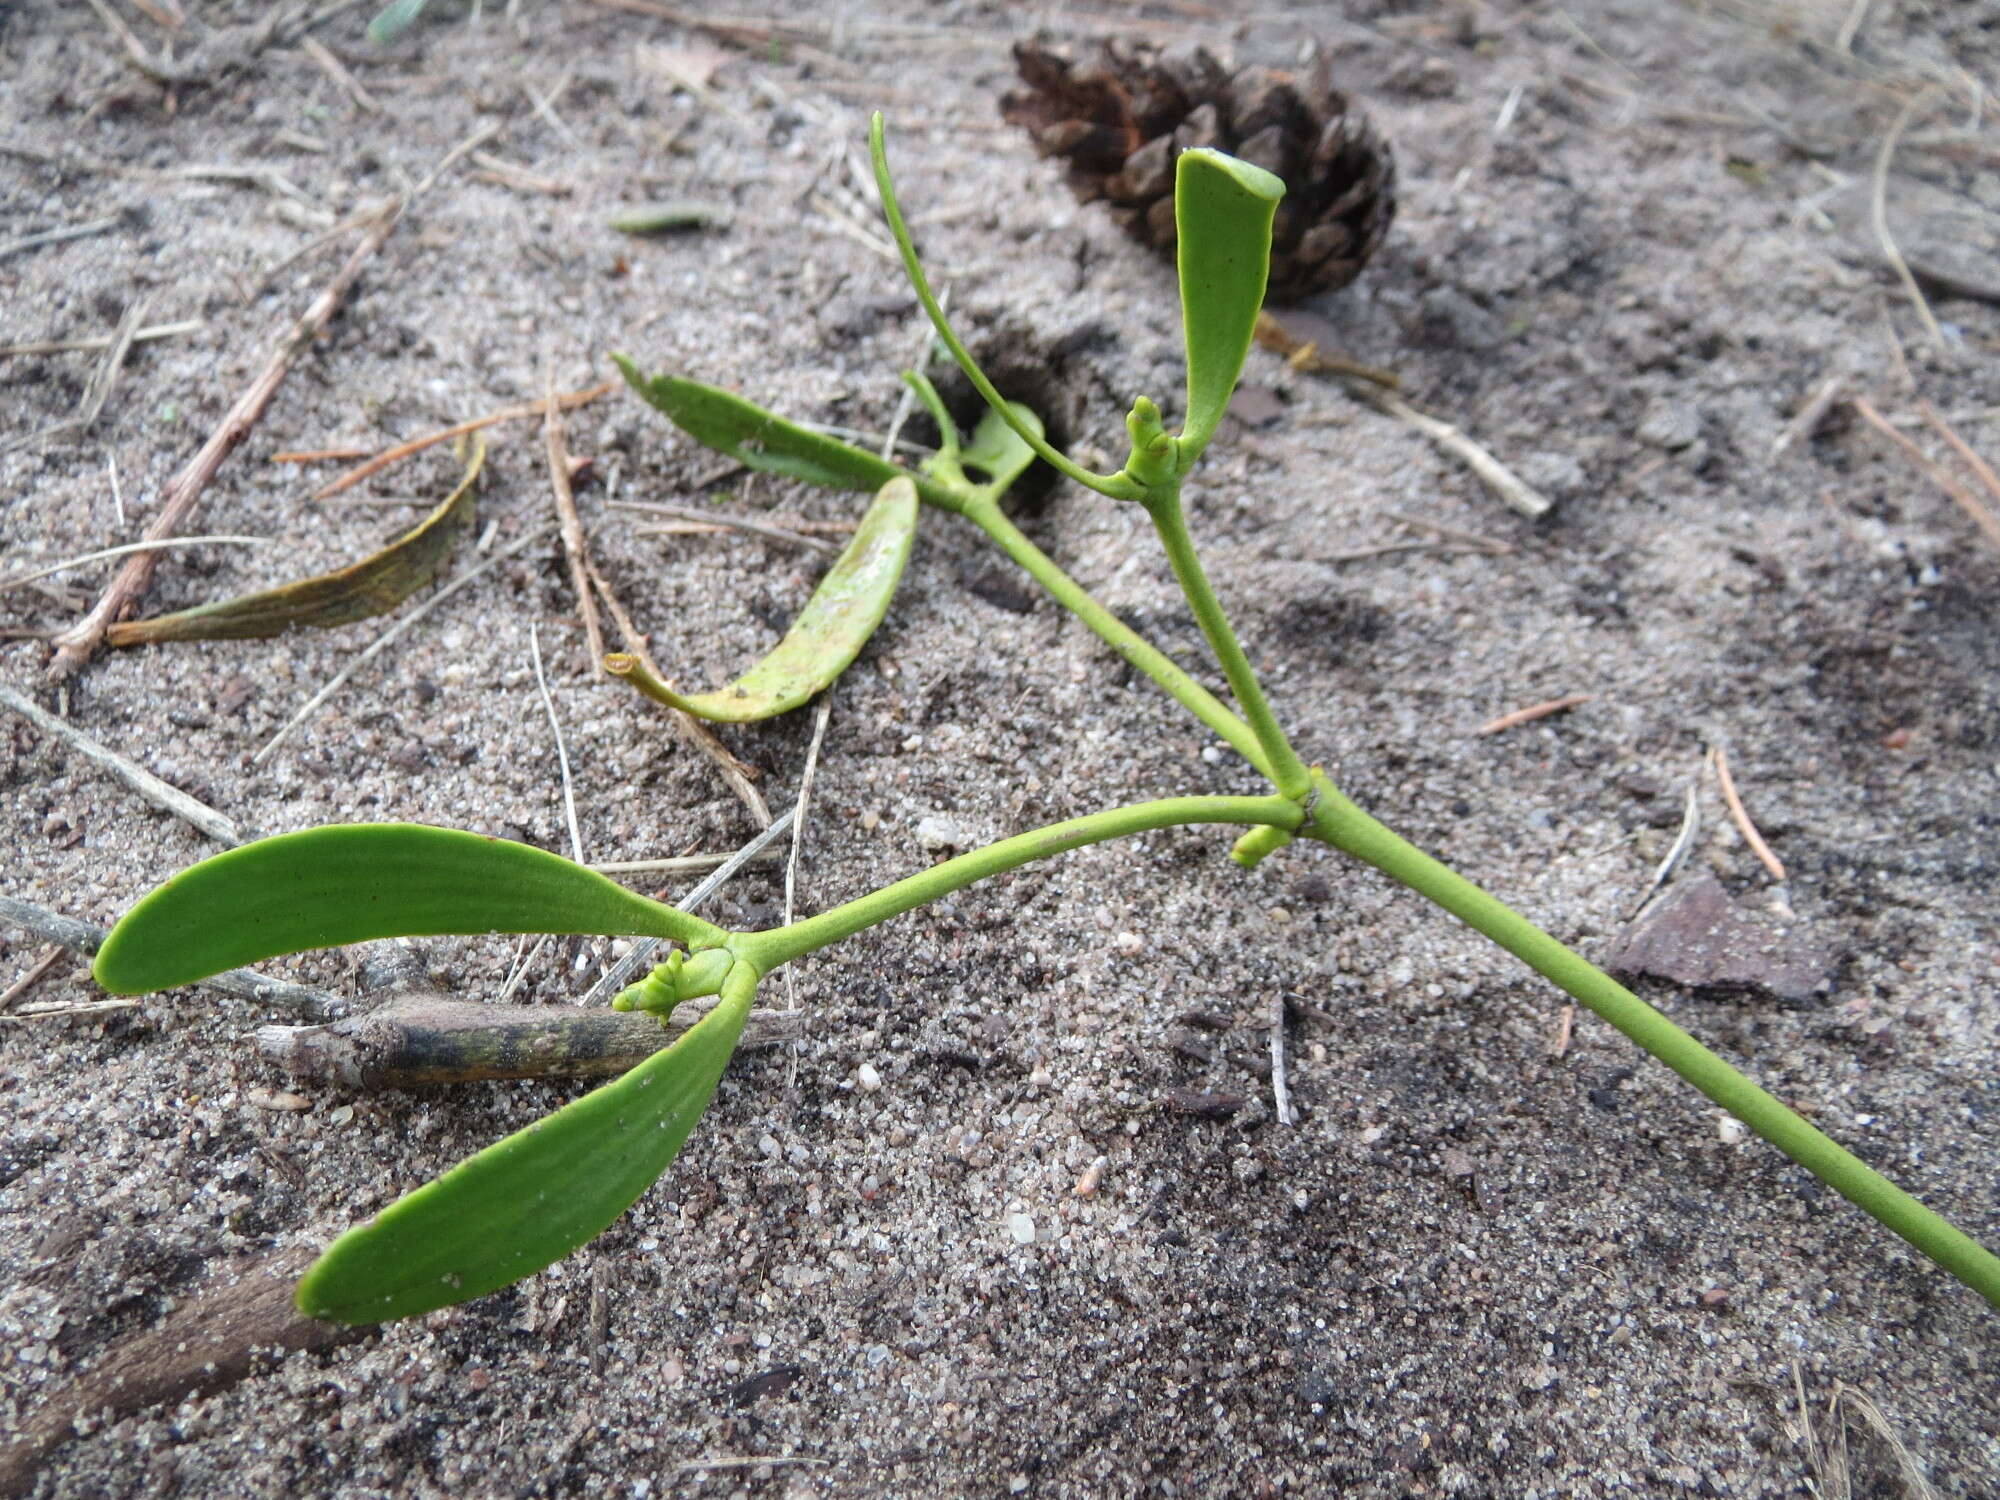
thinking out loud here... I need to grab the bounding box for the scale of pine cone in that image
[1001,39,1395,303]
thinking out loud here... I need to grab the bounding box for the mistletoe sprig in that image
[94,122,2000,1322]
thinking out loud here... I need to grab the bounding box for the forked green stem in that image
[869,115,1142,504]
[735,793,1302,972]
[956,494,1273,779]
[1303,775,2000,1309]
[1143,487,1313,802]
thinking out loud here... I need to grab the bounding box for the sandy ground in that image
[3,1,1999,1495]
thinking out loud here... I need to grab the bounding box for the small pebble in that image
[1005,1211,1035,1245]
[247,1088,312,1113]
[1074,1157,1107,1197]
[856,1062,882,1093]
[1717,1114,1747,1146]
[1111,931,1144,956]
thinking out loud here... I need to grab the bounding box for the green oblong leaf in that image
[1175,148,1284,463]
[607,476,917,722]
[297,962,757,1322]
[93,824,725,995]
[612,356,962,511]
[106,437,484,647]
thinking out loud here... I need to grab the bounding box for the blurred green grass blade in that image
[93,824,724,994]
[608,477,917,722]
[612,357,961,509]
[1175,149,1283,461]
[297,963,757,1322]
[367,0,429,44]
[108,437,483,646]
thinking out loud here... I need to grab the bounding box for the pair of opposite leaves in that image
[91,384,1044,1323]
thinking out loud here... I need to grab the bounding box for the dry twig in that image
[1871,86,1945,348]
[611,499,841,557]
[1352,385,1554,519]
[1771,374,1846,459]
[529,622,586,864]
[0,318,202,358]
[1709,743,1787,883]
[544,363,609,676]
[0,949,67,1012]
[1268,992,1295,1126]
[1,535,268,595]
[311,382,615,499]
[1851,396,2000,551]
[1474,693,1594,736]
[0,685,253,846]
[48,200,403,679]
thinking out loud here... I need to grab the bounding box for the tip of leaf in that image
[1177,147,1285,205]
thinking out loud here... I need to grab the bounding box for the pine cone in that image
[1000,39,1396,303]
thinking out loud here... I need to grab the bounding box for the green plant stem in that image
[736,793,1301,972]
[869,115,1140,504]
[1144,487,1313,802]
[956,495,1272,778]
[1303,776,2000,1309]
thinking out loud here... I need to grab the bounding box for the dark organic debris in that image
[1602,875,1835,1003]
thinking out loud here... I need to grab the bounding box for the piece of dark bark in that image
[1602,875,1835,1003]
[257,994,806,1089]
[0,1247,371,1497]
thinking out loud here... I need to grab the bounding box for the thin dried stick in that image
[581,552,771,825]
[544,361,608,677]
[1,534,269,594]
[4,999,137,1023]
[0,894,342,1020]
[529,622,586,864]
[1549,1003,1575,1060]
[254,523,554,764]
[610,499,840,557]
[0,948,67,1012]
[1632,779,1702,919]
[1871,86,1945,348]
[48,199,403,679]
[0,212,127,262]
[1709,744,1787,882]
[0,318,202,358]
[1771,374,1846,459]
[1252,310,1401,389]
[1851,397,2000,551]
[73,293,150,434]
[591,850,782,875]
[312,382,615,499]
[300,36,379,114]
[1921,403,2000,514]
[782,696,835,1090]
[268,445,374,463]
[1268,992,1295,1126]
[1351,385,1553,519]
[1474,693,1594,736]
[468,150,573,197]
[0,685,253,846]
[1835,0,1872,52]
